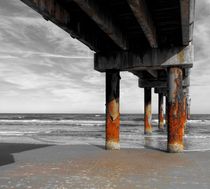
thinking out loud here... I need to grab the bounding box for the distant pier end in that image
[19,0,195,152]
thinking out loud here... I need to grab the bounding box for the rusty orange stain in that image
[106,98,120,144]
[168,100,184,146]
[144,103,152,134]
[108,99,119,121]
[168,68,185,151]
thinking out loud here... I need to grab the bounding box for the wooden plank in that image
[73,0,128,50]
[126,0,158,48]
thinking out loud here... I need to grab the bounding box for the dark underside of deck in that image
[58,0,183,52]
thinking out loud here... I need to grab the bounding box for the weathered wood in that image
[20,0,195,53]
[73,0,128,50]
[95,45,193,72]
[127,0,158,48]
[139,79,167,88]
[20,0,118,52]
[180,0,195,45]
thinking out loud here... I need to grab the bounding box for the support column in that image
[165,95,169,129]
[144,87,152,134]
[167,67,185,153]
[158,93,164,130]
[105,70,120,150]
[186,87,191,120]
[187,96,191,120]
[183,93,187,129]
[183,69,191,120]
[183,87,188,129]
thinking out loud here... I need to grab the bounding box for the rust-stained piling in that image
[144,87,152,134]
[168,67,184,153]
[106,71,120,150]
[158,93,164,130]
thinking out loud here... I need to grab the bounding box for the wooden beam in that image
[180,0,195,45]
[94,45,193,72]
[94,51,143,72]
[126,0,158,48]
[20,0,118,52]
[73,0,128,50]
[139,79,167,88]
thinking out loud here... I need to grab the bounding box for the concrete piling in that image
[183,94,187,129]
[144,87,152,134]
[167,67,184,153]
[187,96,191,120]
[186,87,191,120]
[165,95,169,129]
[105,71,120,150]
[183,87,189,129]
[158,93,164,130]
[183,69,191,120]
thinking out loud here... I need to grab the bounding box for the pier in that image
[19,0,195,152]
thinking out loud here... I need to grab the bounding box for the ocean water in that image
[0,114,210,152]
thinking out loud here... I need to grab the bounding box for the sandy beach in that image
[0,143,210,189]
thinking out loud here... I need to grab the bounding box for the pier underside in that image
[19,0,195,152]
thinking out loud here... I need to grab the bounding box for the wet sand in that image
[0,144,210,189]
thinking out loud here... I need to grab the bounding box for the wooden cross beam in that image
[72,0,129,50]
[126,0,158,48]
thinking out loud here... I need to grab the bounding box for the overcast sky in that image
[0,0,209,114]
